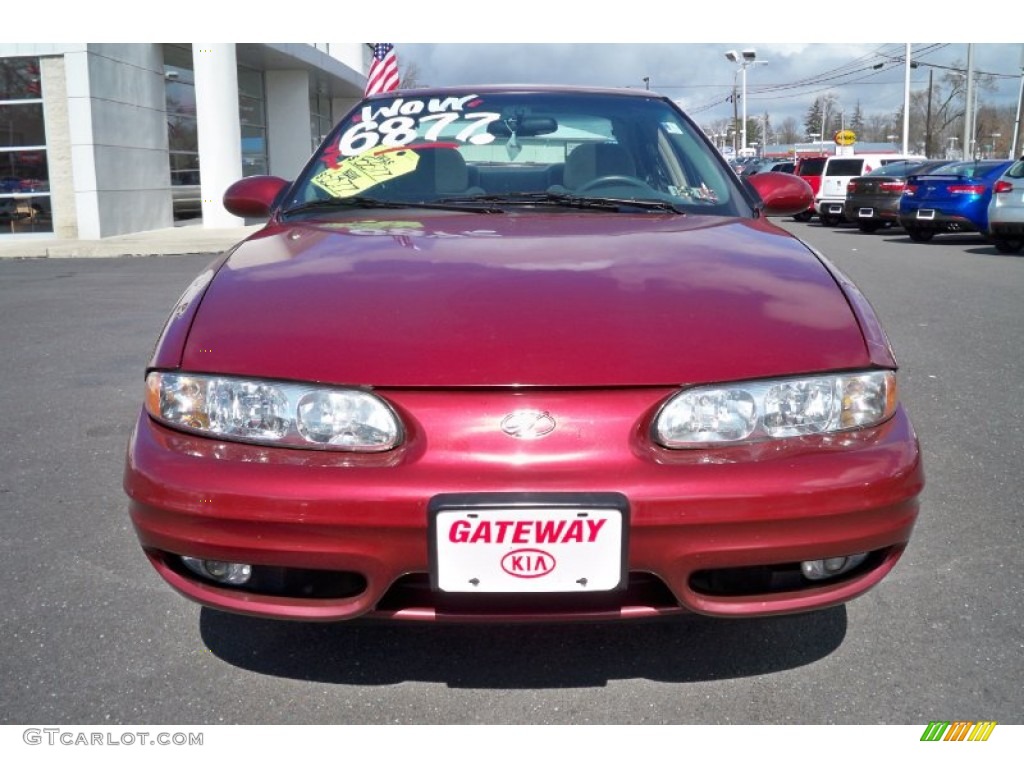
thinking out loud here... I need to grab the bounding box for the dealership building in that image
[0,43,370,240]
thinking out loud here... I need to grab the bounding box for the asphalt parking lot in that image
[0,219,1021,729]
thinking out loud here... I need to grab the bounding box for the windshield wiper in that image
[438,191,687,214]
[282,195,505,216]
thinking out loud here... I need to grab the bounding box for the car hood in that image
[181,212,871,387]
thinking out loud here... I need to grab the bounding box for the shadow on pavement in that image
[199,606,847,688]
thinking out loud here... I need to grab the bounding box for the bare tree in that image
[778,116,801,145]
[399,61,425,89]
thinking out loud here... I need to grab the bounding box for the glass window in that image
[0,103,46,146]
[0,57,42,101]
[163,45,195,84]
[163,45,200,217]
[1,149,49,190]
[239,95,264,128]
[237,68,263,100]
[1,57,51,234]
[237,67,266,178]
[310,89,333,153]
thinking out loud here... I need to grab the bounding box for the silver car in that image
[988,158,1024,254]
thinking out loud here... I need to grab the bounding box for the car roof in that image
[369,84,663,100]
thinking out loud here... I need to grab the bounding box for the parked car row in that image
[785,155,1024,253]
[843,159,955,232]
[817,154,927,227]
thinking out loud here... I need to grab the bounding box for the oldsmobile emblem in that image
[500,410,556,439]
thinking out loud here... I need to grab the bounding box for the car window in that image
[865,162,910,176]
[824,159,864,176]
[1004,160,1024,179]
[797,158,826,175]
[285,90,744,216]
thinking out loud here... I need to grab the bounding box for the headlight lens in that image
[654,370,897,448]
[145,372,402,451]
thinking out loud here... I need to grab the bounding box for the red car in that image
[792,155,829,221]
[124,86,923,623]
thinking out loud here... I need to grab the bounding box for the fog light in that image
[181,556,252,585]
[800,553,868,581]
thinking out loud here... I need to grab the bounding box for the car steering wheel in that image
[575,175,650,193]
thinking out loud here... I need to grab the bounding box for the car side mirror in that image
[747,172,814,217]
[223,176,290,218]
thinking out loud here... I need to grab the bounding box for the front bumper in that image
[125,388,924,622]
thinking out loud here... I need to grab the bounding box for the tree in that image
[849,102,865,135]
[804,97,823,138]
[777,116,802,145]
[804,93,839,139]
[862,113,897,143]
[399,60,425,89]
[908,60,997,158]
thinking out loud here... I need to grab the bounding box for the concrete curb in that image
[0,225,261,259]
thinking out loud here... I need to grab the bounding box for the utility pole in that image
[963,44,974,160]
[924,68,934,158]
[902,42,911,155]
[1012,45,1024,159]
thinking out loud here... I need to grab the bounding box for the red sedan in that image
[124,86,923,622]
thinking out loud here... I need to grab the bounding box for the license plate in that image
[429,493,627,593]
[858,208,874,218]
[917,209,935,220]
[828,204,844,214]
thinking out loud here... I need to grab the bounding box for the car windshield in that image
[866,162,914,177]
[284,90,745,217]
[929,160,1007,179]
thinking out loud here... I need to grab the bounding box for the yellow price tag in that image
[311,147,420,197]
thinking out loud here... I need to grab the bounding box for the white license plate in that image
[828,204,844,214]
[917,209,936,220]
[858,208,874,218]
[432,505,624,593]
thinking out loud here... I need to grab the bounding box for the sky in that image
[21,1,1024,136]
[381,1,1022,138]
[396,42,1023,130]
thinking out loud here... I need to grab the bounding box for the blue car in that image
[898,159,1014,242]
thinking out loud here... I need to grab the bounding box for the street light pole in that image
[725,49,766,154]
[741,61,748,150]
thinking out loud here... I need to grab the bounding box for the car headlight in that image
[654,370,897,448]
[145,372,403,451]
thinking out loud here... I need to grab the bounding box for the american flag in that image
[365,43,400,97]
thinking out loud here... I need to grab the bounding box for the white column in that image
[266,69,311,179]
[193,43,243,227]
